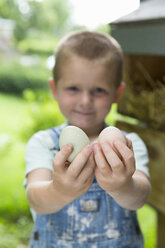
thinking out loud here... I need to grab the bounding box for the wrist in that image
[27,180,73,214]
[52,179,81,208]
[106,178,134,201]
[51,180,75,207]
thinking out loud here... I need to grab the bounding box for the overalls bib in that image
[30,125,143,248]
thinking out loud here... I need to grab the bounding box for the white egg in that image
[59,126,90,162]
[98,126,126,148]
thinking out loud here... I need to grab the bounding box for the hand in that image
[52,144,95,202]
[93,138,135,196]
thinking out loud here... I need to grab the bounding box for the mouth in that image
[73,110,94,116]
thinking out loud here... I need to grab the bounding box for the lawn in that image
[0,93,157,247]
[0,94,29,216]
[0,93,33,247]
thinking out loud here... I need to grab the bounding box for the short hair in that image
[53,30,123,87]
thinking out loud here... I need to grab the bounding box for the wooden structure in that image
[111,0,165,247]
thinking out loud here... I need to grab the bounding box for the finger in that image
[113,140,135,173]
[67,145,93,178]
[100,142,125,173]
[125,137,133,151]
[53,144,73,171]
[78,153,96,181]
[93,142,112,174]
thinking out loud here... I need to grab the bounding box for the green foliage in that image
[13,19,29,42]
[0,136,30,220]
[0,60,50,94]
[138,204,157,248]
[28,0,72,35]
[95,24,111,34]
[0,93,31,135]
[18,37,58,56]
[0,217,33,248]
[21,89,65,141]
[0,0,72,42]
[0,0,20,20]
[0,94,32,222]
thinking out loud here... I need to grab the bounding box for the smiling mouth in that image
[73,110,94,116]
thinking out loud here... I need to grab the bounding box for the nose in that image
[80,91,93,106]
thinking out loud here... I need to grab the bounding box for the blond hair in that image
[53,30,123,87]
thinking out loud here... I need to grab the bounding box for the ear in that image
[114,82,125,102]
[48,78,57,100]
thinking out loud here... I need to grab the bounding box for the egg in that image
[98,126,126,149]
[59,126,90,162]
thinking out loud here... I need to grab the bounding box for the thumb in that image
[53,144,73,171]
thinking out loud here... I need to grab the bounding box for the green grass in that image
[0,93,33,247]
[0,93,32,136]
[0,93,157,247]
[0,217,33,248]
[0,94,30,216]
[138,204,157,248]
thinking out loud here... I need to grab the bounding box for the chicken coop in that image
[111,0,165,247]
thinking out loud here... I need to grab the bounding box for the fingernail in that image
[93,143,99,150]
[101,142,109,148]
[85,145,92,152]
[66,144,73,151]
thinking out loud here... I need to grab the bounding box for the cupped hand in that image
[52,144,96,202]
[93,139,136,195]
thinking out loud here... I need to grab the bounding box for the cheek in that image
[58,94,75,112]
[97,97,113,113]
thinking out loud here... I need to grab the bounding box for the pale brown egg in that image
[98,126,126,151]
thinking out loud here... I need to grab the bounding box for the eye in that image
[67,86,79,92]
[93,88,106,95]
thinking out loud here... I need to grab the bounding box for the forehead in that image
[59,57,115,88]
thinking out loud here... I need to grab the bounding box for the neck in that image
[83,122,106,142]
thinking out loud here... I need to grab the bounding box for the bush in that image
[0,61,50,94]
[0,217,33,248]
[21,89,65,141]
[0,139,31,221]
[17,37,59,56]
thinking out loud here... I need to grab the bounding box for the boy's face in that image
[52,57,121,137]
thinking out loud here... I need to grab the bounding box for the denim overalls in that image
[30,125,144,248]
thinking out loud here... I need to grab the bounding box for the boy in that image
[25,31,151,247]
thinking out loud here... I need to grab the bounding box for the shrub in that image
[21,89,65,141]
[0,61,50,94]
[17,38,58,56]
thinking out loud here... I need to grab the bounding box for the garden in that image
[0,0,157,247]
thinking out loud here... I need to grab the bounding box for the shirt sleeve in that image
[126,132,150,178]
[24,130,58,187]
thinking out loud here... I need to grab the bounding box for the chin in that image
[68,120,91,130]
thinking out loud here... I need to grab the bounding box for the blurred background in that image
[0,0,156,247]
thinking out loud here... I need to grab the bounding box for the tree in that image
[29,0,72,35]
[0,0,72,41]
[0,0,20,20]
